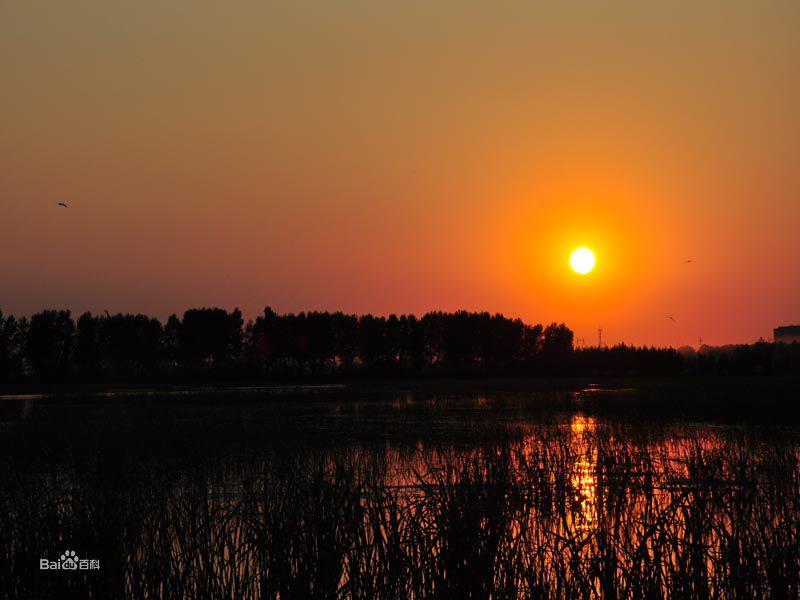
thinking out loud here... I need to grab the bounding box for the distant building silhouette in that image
[774,325,800,343]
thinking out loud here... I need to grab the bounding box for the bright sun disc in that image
[570,247,596,275]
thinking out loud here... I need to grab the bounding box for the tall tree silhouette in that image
[178,308,243,369]
[358,314,392,372]
[248,307,281,375]
[0,312,26,383]
[331,311,359,373]
[163,314,181,368]
[100,313,163,378]
[26,310,74,380]
[75,312,101,380]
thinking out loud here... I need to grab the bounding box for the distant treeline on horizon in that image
[0,307,798,384]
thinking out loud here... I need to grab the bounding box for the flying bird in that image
[667,316,676,323]
[57,202,68,208]
[684,259,694,263]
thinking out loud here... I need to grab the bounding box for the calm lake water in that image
[1,382,799,598]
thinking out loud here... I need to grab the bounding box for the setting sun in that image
[570,247,596,275]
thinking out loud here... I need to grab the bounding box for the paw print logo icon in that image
[60,550,79,570]
[40,549,99,571]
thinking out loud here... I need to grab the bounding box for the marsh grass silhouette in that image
[1,390,799,599]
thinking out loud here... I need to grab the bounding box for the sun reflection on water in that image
[569,414,598,530]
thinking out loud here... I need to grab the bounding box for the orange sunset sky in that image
[2,1,799,347]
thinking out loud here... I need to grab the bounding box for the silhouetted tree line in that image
[0,307,798,384]
[679,342,800,376]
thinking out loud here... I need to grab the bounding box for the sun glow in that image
[570,247,596,275]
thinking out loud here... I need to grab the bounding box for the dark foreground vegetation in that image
[1,389,798,599]
[1,307,798,384]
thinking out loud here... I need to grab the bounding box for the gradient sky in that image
[2,1,799,346]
